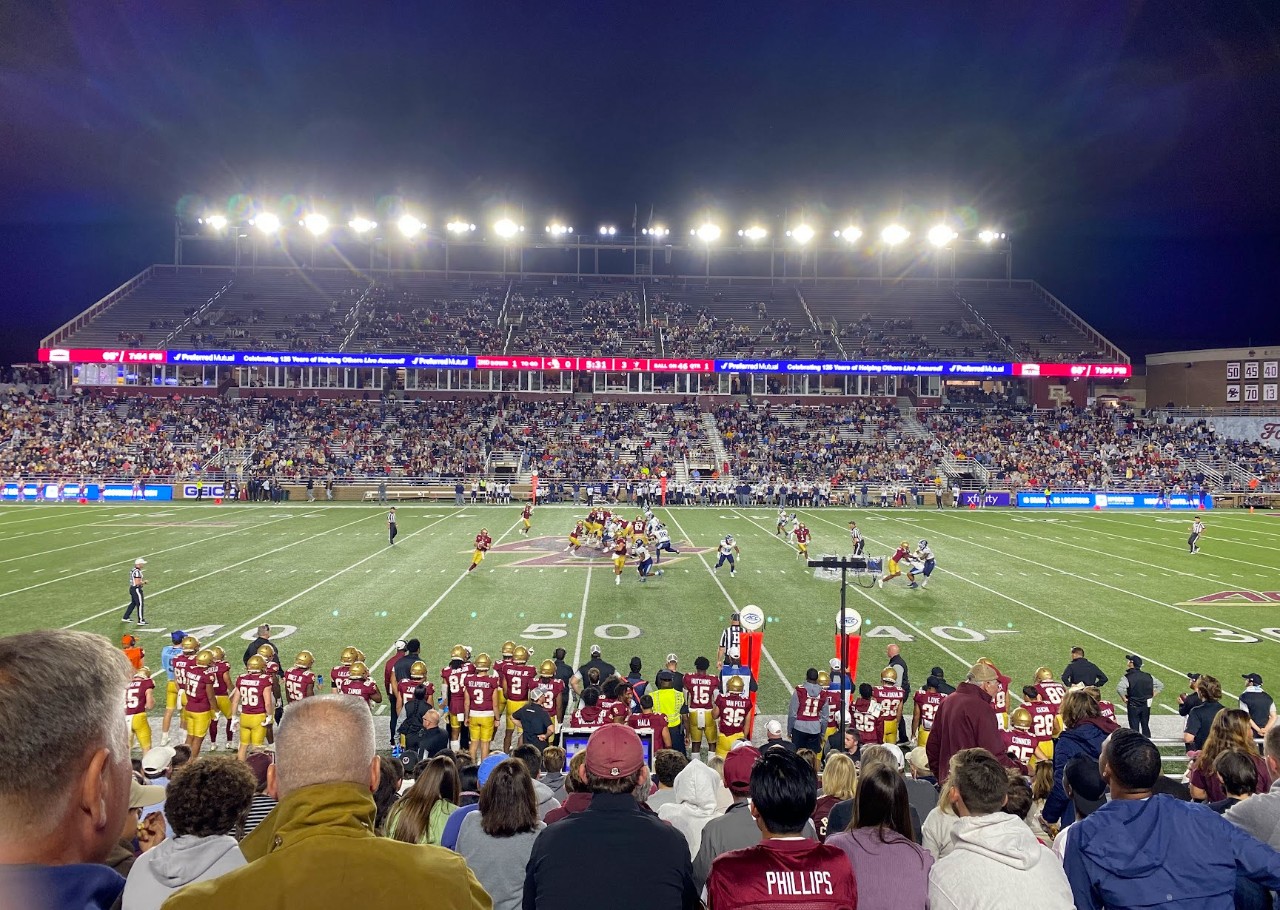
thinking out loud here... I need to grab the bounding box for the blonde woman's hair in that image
[822,752,858,801]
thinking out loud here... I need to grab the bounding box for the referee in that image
[388,507,398,545]
[121,557,148,626]
[717,612,743,671]
[848,521,864,556]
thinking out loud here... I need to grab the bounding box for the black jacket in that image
[1061,657,1108,688]
[242,637,275,667]
[889,655,910,697]
[392,650,420,684]
[1122,668,1155,706]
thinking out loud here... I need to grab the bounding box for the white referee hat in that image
[134,558,147,566]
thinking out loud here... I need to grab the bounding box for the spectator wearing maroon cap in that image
[706,748,856,909]
[523,724,697,910]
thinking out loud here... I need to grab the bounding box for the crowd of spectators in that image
[354,283,506,353]
[509,287,655,357]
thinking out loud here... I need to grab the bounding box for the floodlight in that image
[447,221,476,234]
[696,222,721,243]
[836,226,862,244]
[978,229,1005,243]
[493,218,520,239]
[880,224,909,246]
[302,213,330,237]
[203,214,228,231]
[397,214,424,239]
[348,217,377,234]
[788,224,815,245]
[252,213,281,235]
[740,226,768,241]
[927,224,958,248]
[599,225,617,236]
[546,223,572,236]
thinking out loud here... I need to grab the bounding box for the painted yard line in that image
[940,509,1278,600]
[366,518,525,675]
[63,511,388,629]
[800,510,1236,700]
[1080,512,1280,559]
[0,508,135,529]
[849,510,1280,646]
[732,510,978,675]
[0,505,259,545]
[571,568,594,670]
[662,509,791,694]
[0,512,300,601]
[0,508,261,565]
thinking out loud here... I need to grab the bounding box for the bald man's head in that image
[272,696,377,800]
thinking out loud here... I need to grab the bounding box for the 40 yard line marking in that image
[571,567,594,670]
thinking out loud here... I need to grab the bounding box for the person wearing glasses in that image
[924,661,1018,784]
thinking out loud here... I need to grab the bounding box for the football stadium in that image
[5,6,1280,909]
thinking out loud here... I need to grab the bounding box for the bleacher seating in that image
[954,284,1101,362]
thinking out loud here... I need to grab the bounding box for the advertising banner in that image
[1015,491,1206,509]
[1,483,173,501]
[958,491,1013,507]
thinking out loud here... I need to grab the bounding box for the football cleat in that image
[727,675,746,693]
[195,649,214,668]
[294,650,314,669]
[1010,707,1033,731]
[246,655,267,672]
[410,660,428,679]
[340,646,359,666]
[349,661,369,680]
[180,635,199,653]
[474,653,493,671]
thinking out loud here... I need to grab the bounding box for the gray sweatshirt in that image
[455,813,544,910]
[122,834,245,910]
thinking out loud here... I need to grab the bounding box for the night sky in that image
[2,2,1279,367]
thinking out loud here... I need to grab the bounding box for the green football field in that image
[3,501,1278,731]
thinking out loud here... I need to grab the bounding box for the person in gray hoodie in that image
[512,744,562,820]
[123,756,256,910]
[928,748,1074,910]
[787,668,828,751]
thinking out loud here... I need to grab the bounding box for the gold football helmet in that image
[881,667,899,685]
[410,660,428,679]
[246,655,267,672]
[474,653,493,671]
[195,650,214,668]
[539,659,556,677]
[294,650,314,669]
[727,675,746,693]
[450,644,467,660]
[349,661,369,680]
[1010,707,1033,731]
[1034,667,1054,683]
[136,666,152,678]
[513,646,530,664]
[501,641,516,658]
[816,670,831,687]
[354,649,366,662]
[209,646,226,662]
[257,644,276,662]
[180,635,199,653]
[340,646,359,666]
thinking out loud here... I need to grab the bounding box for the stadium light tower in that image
[348,216,377,234]
[251,212,281,235]
[201,214,228,232]
[880,224,909,246]
[397,214,425,239]
[693,221,720,279]
[642,226,669,237]
[546,223,573,236]
[302,213,330,237]
[835,226,862,244]
[493,218,521,239]
[447,220,476,234]
[927,224,957,248]
[787,224,815,245]
[599,225,617,236]
[738,226,768,241]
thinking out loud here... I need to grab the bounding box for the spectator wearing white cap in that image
[763,720,795,753]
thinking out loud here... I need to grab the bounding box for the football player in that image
[872,667,905,744]
[125,665,155,752]
[566,521,584,554]
[611,536,628,586]
[284,651,318,703]
[232,654,274,761]
[906,539,936,589]
[533,659,566,720]
[635,541,657,581]
[340,661,382,708]
[631,514,647,541]
[208,645,234,752]
[817,670,841,739]
[568,687,608,729]
[912,677,947,748]
[467,528,492,573]
[653,523,679,562]
[1004,707,1039,773]
[685,656,720,758]
[1033,667,1068,711]
[159,631,187,746]
[713,675,753,757]
[850,683,886,747]
[463,653,500,760]
[331,646,359,692]
[493,641,517,719]
[776,508,788,536]
[713,535,740,577]
[1189,517,1205,554]
[1082,685,1118,724]
[500,646,538,751]
[256,644,284,733]
[441,644,473,752]
[794,523,811,560]
[520,502,533,536]
[626,694,671,749]
[877,541,912,588]
[182,650,218,758]
[164,634,200,746]
[1022,685,1063,761]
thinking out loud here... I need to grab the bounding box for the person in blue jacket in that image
[1065,728,1280,910]
[1041,689,1119,827]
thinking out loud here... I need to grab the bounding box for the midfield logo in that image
[486,535,710,568]
[1177,591,1280,606]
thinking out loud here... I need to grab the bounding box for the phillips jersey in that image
[462,672,499,714]
[125,677,154,717]
[851,697,885,745]
[685,673,720,711]
[1034,680,1068,711]
[716,692,753,737]
[500,663,538,701]
[236,673,273,715]
[913,690,946,732]
[283,667,316,702]
[706,837,857,910]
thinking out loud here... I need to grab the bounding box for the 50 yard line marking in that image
[661,508,792,694]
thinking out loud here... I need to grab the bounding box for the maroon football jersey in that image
[707,838,856,910]
[794,686,825,724]
[1097,700,1117,723]
[501,664,538,701]
[1027,702,1058,738]
[715,692,752,737]
[463,672,499,713]
[236,673,272,715]
[570,705,608,728]
[533,677,565,713]
[341,677,378,705]
[1035,680,1067,710]
[990,674,1011,714]
[851,697,886,745]
[330,664,352,690]
[685,673,719,711]
[399,676,435,706]
[283,667,316,702]
[125,677,154,717]
[183,666,214,712]
[212,660,231,697]
[871,684,904,720]
[443,663,472,712]
[171,653,195,689]
[626,711,666,742]
[1004,729,1036,771]
[914,690,946,731]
